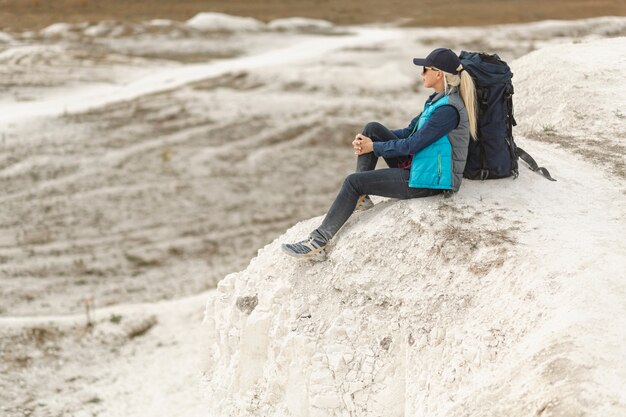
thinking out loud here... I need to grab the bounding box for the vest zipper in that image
[437,152,442,184]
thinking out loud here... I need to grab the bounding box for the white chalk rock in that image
[186,12,265,32]
[0,31,13,43]
[203,38,626,417]
[268,17,334,33]
[40,22,73,37]
[513,36,626,140]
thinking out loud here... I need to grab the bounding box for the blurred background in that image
[2,0,625,30]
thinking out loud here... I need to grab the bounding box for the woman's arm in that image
[373,106,459,158]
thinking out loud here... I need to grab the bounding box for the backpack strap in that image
[475,85,490,180]
[504,83,519,178]
[505,84,517,129]
[478,140,489,180]
[477,86,489,115]
[516,147,557,181]
[506,136,519,179]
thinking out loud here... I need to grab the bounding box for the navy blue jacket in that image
[373,102,459,158]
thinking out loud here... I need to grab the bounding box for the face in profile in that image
[421,66,441,89]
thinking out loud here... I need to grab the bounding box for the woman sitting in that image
[282,48,477,259]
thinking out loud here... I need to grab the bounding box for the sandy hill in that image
[202,37,626,417]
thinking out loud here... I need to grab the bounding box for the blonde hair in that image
[442,65,477,139]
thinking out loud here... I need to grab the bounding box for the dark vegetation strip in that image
[1,0,624,31]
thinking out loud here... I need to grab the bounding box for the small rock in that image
[379,336,392,351]
[235,295,258,314]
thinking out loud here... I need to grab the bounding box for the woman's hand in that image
[352,134,374,155]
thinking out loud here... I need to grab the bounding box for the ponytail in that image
[443,65,478,140]
[458,68,477,140]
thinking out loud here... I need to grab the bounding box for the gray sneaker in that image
[281,236,327,259]
[354,195,374,212]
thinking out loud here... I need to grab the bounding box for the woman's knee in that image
[343,172,363,194]
[362,121,385,137]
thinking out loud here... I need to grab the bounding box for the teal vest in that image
[409,95,453,189]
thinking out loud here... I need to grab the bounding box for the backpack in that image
[459,51,555,181]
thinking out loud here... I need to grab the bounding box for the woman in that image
[282,48,477,259]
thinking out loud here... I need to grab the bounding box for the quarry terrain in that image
[1,10,625,417]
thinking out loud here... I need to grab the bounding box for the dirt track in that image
[0,71,368,315]
[1,0,624,30]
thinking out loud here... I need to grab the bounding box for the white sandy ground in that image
[0,27,397,126]
[1,13,625,417]
[1,293,212,417]
[205,139,626,416]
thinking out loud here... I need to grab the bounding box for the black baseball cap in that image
[413,48,461,74]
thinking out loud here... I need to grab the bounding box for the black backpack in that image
[459,51,555,181]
